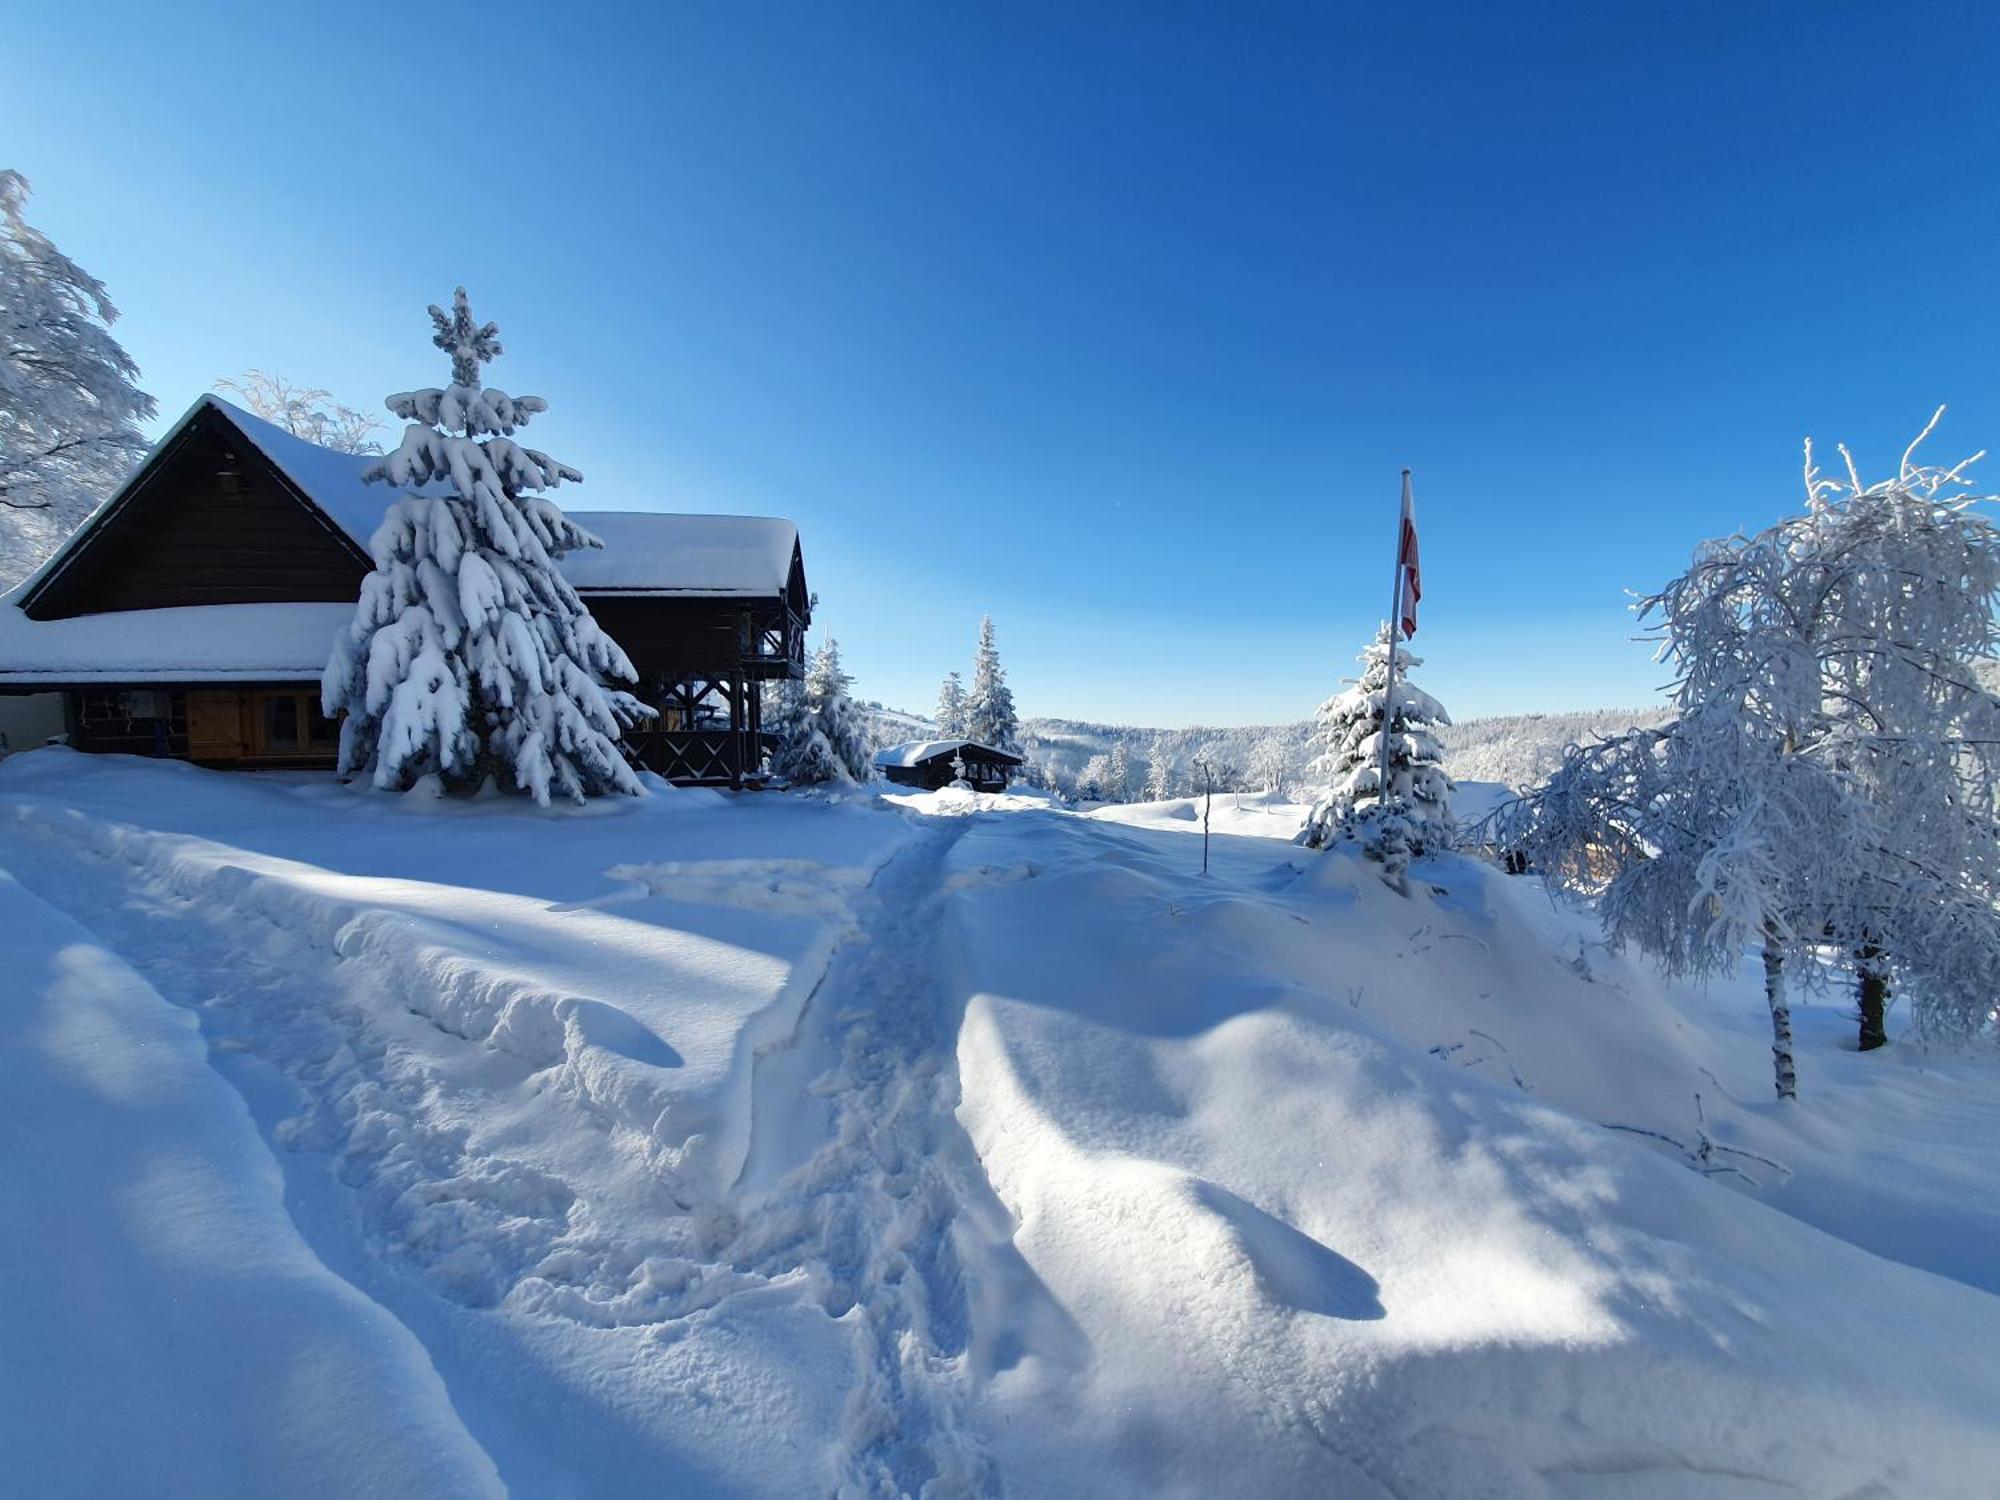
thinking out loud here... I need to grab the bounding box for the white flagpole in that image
[1376,469,1412,809]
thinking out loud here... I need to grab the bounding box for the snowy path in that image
[0,769,1015,1496]
[714,808,1001,1496]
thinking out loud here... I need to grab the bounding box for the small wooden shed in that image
[873,739,1023,792]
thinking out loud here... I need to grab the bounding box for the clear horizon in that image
[7,3,1996,728]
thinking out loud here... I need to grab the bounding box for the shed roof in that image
[873,739,1024,769]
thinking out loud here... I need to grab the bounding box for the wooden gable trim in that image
[21,399,372,620]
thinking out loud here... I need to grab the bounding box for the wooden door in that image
[185,689,250,760]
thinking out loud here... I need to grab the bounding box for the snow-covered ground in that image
[2,752,1996,1497]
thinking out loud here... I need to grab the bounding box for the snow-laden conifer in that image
[1144,754,1175,801]
[948,750,972,790]
[965,615,1019,753]
[1508,413,2000,1091]
[1301,623,1454,859]
[321,288,650,806]
[766,676,838,785]
[935,672,967,739]
[1,171,156,587]
[809,637,874,783]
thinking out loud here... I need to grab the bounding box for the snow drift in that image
[0,755,1994,1497]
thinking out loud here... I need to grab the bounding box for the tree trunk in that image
[1856,942,1889,1052]
[1764,933,1798,1100]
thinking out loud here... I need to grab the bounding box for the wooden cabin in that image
[0,396,810,787]
[874,739,1024,791]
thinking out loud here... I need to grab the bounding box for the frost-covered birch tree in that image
[215,370,383,453]
[1250,733,1292,796]
[1509,414,2000,1094]
[1078,752,1112,802]
[1300,623,1455,863]
[935,671,967,739]
[1,171,156,587]
[966,615,1019,752]
[1106,741,1132,803]
[321,288,650,806]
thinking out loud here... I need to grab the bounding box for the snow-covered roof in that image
[0,597,350,684]
[26,395,800,602]
[1453,779,1523,830]
[556,512,800,597]
[873,739,1023,768]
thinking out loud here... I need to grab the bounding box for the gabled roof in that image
[874,739,1025,769]
[17,394,805,609]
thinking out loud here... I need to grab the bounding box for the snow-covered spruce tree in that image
[765,675,841,785]
[808,637,874,782]
[1508,415,2000,1092]
[1,170,156,588]
[948,750,972,790]
[1300,623,1455,865]
[1144,754,1175,801]
[321,288,650,806]
[935,671,967,739]
[965,615,1020,752]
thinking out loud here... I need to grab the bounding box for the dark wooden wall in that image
[27,410,367,619]
[588,596,800,683]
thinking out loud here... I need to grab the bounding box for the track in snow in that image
[1,799,1009,1498]
[714,809,999,1498]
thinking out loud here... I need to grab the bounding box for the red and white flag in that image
[1396,469,1421,638]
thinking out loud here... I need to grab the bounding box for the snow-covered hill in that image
[2,751,1996,1497]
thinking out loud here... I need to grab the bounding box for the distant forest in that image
[858,700,1675,800]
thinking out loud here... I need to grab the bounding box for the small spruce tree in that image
[1144,754,1175,802]
[321,288,649,805]
[965,615,1019,752]
[766,675,839,785]
[1301,623,1454,858]
[809,637,874,782]
[935,671,967,739]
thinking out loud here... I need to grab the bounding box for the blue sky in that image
[7,3,1998,725]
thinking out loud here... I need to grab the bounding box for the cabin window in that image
[263,693,302,751]
[77,689,186,758]
[304,700,342,752]
[247,691,341,759]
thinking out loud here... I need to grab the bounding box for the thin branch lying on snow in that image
[1603,1093,1792,1187]
[1428,1029,1532,1092]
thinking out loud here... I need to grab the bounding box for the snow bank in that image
[940,806,2000,1497]
[0,751,915,1494]
[5,751,1996,1497]
[0,867,503,1497]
